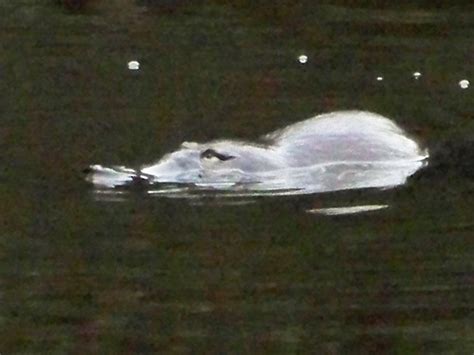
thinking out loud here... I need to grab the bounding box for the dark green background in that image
[0,1,473,353]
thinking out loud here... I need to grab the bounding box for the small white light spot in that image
[376,76,383,81]
[413,71,422,80]
[298,54,308,64]
[128,60,140,70]
[459,79,469,89]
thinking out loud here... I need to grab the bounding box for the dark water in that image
[1,1,473,353]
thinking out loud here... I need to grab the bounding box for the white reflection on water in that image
[413,71,422,80]
[298,54,308,64]
[458,79,469,89]
[90,159,425,203]
[188,199,257,207]
[307,204,389,216]
[127,60,140,70]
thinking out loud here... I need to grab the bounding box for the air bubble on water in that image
[413,71,422,80]
[459,79,469,89]
[376,76,383,81]
[128,60,140,70]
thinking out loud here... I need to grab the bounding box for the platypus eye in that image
[200,149,235,161]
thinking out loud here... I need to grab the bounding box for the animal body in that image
[86,111,428,195]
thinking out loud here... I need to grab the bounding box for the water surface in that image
[0,1,473,353]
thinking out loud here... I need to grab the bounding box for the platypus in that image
[85,111,428,195]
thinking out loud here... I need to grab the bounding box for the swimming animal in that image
[86,111,428,195]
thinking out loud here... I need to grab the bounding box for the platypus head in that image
[140,140,283,184]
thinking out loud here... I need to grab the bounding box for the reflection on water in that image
[90,159,426,205]
[298,54,308,64]
[127,60,140,71]
[307,204,389,216]
[458,79,470,89]
[1,1,473,353]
